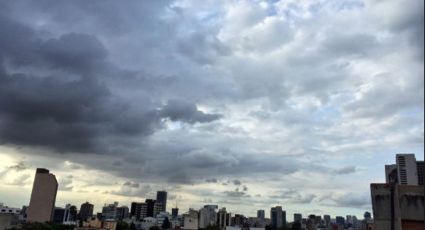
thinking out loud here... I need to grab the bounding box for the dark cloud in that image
[232,179,241,185]
[224,188,250,198]
[123,181,140,188]
[8,161,30,171]
[160,100,222,124]
[206,178,218,183]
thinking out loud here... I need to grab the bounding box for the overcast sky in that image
[0,0,423,220]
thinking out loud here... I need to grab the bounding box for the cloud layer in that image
[0,0,423,218]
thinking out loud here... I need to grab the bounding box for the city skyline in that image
[0,0,424,222]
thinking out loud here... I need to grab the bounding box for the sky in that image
[0,0,423,221]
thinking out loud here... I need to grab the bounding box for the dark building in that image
[417,161,424,185]
[53,208,65,223]
[171,208,178,218]
[335,216,345,225]
[270,206,285,229]
[294,213,302,223]
[156,191,167,214]
[116,206,129,220]
[131,202,143,220]
[63,204,77,222]
[145,199,156,217]
[79,202,94,221]
[323,215,331,226]
[257,210,265,220]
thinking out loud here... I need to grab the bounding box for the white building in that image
[0,204,21,215]
[140,217,156,230]
[183,209,198,230]
[199,205,218,228]
[156,211,170,227]
[396,154,418,185]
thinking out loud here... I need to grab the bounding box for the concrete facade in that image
[396,154,418,185]
[370,183,424,230]
[26,168,58,223]
[183,209,198,230]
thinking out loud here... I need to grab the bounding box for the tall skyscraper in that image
[26,168,58,223]
[270,206,285,229]
[257,210,265,220]
[155,191,167,214]
[79,202,94,221]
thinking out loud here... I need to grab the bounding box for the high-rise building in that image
[53,208,65,223]
[396,154,418,185]
[294,213,302,223]
[270,206,285,229]
[171,208,179,218]
[145,199,156,217]
[335,216,345,225]
[417,161,424,185]
[257,210,265,220]
[323,215,331,226]
[155,191,167,215]
[63,204,77,223]
[183,209,198,230]
[79,202,94,221]
[199,205,218,228]
[131,202,143,220]
[216,208,231,228]
[116,206,129,220]
[26,168,58,223]
[102,202,118,220]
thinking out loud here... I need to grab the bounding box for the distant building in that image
[257,210,265,220]
[102,202,119,220]
[294,213,302,223]
[63,204,77,223]
[217,207,231,228]
[155,191,167,215]
[145,199,156,217]
[130,202,143,220]
[0,204,21,215]
[183,209,198,230]
[26,168,58,222]
[79,202,94,221]
[0,204,21,230]
[172,208,179,218]
[199,205,218,228]
[270,206,285,229]
[323,215,330,226]
[335,216,345,225]
[116,206,129,220]
[53,208,65,223]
